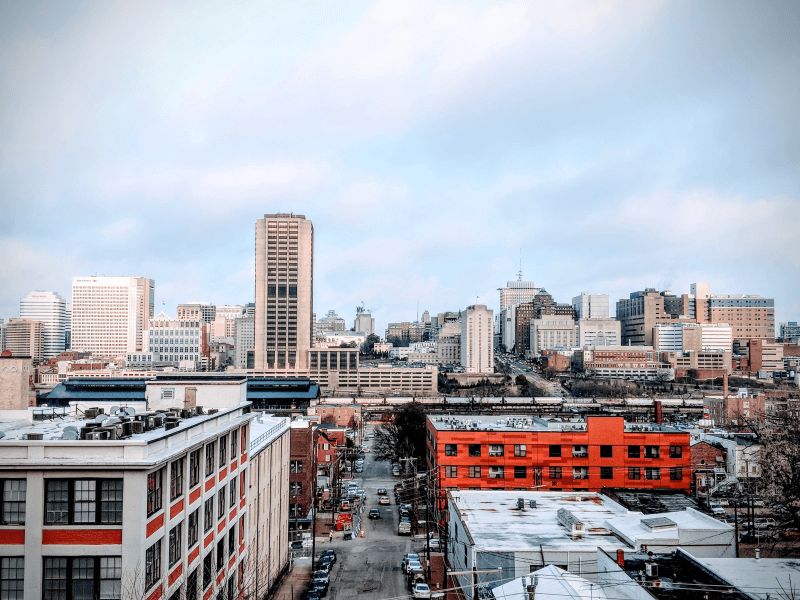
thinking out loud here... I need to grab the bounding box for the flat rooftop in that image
[449,491,630,552]
[430,414,681,433]
[691,555,800,600]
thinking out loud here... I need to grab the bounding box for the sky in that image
[1,0,799,335]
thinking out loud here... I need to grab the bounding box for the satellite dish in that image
[110,406,120,414]
[125,406,136,415]
[61,431,79,440]
[63,426,79,435]
[0,432,5,439]
[103,417,121,426]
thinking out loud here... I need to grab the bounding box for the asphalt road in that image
[500,357,568,396]
[324,427,426,600]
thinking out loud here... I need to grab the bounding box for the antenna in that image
[518,249,523,281]
[417,301,419,323]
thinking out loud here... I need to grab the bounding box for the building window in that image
[240,472,246,500]
[43,557,122,600]
[514,466,526,479]
[189,449,201,488]
[572,445,588,457]
[670,467,683,481]
[488,466,504,479]
[170,459,184,501]
[0,557,24,600]
[230,478,237,508]
[290,482,302,496]
[169,523,182,567]
[645,468,661,480]
[290,461,303,473]
[628,467,641,480]
[45,480,123,524]
[230,430,238,459]
[219,436,227,466]
[514,445,526,457]
[188,508,199,548]
[445,466,458,478]
[205,442,216,477]
[1,480,26,525]
[600,445,613,458]
[468,466,481,478]
[644,446,660,459]
[228,525,236,557]
[628,445,640,458]
[573,467,588,480]
[217,489,225,519]
[145,539,162,590]
[669,446,683,458]
[147,469,164,516]
[187,568,198,600]
[445,444,457,457]
[549,445,561,458]
[289,503,302,518]
[216,538,225,572]
[549,467,562,480]
[203,551,213,589]
[468,444,481,457]
[488,444,504,457]
[241,425,247,454]
[204,497,214,533]
[600,467,613,479]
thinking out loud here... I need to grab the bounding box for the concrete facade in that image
[19,291,67,359]
[572,293,610,319]
[234,317,255,369]
[653,323,732,353]
[0,356,34,409]
[498,280,541,311]
[576,318,621,348]
[461,305,494,374]
[530,315,575,355]
[4,319,45,363]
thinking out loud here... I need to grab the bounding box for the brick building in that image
[426,415,690,520]
[289,420,317,533]
[690,439,727,499]
[706,393,766,426]
[572,346,670,380]
[315,405,361,428]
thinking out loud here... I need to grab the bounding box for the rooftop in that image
[491,566,646,600]
[602,488,706,514]
[690,553,800,600]
[429,414,681,434]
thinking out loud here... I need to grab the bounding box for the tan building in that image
[176,302,217,323]
[530,314,575,355]
[653,323,733,353]
[662,350,732,378]
[254,214,314,371]
[461,304,494,374]
[576,317,621,348]
[498,279,541,311]
[0,355,35,409]
[4,318,45,363]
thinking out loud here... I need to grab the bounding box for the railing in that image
[250,420,288,450]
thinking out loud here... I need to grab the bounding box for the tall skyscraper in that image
[254,214,313,371]
[461,304,494,374]
[498,276,541,311]
[571,292,610,319]
[5,318,45,362]
[71,276,154,357]
[20,291,67,359]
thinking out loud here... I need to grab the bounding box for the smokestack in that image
[616,549,625,567]
[526,575,538,600]
[654,400,663,425]
[723,372,728,399]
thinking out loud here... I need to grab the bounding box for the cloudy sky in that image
[1,0,798,334]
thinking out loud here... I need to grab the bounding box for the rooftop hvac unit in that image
[181,409,194,419]
[97,427,118,440]
[25,433,44,440]
[196,406,204,414]
[645,563,658,578]
[88,430,109,441]
[208,409,219,415]
[85,408,100,419]
[517,498,525,510]
[121,422,134,438]
[529,500,537,508]
[165,421,180,431]
[130,421,145,435]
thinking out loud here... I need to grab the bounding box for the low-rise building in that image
[0,355,35,409]
[572,346,672,380]
[4,318,45,363]
[289,420,316,536]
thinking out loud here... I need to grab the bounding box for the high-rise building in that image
[254,213,314,371]
[20,291,67,359]
[653,323,733,353]
[530,314,575,355]
[780,322,800,342]
[316,310,346,334]
[234,316,255,368]
[0,319,6,351]
[461,304,494,373]
[64,303,71,349]
[498,278,541,311]
[71,276,154,357]
[354,306,375,337]
[5,318,45,362]
[144,311,204,367]
[576,318,621,347]
[176,301,216,323]
[571,292,610,319]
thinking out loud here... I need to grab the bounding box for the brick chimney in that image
[654,400,663,425]
[617,549,625,567]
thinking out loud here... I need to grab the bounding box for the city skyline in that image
[2,2,799,334]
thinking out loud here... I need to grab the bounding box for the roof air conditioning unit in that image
[517,498,525,510]
[121,422,134,438]
[25,433,44,440]
[85,408,99,419]
[181,409,194,419]
[208,409,219,415]
[88,430,109,440]
[165,421,180,431]
[529,500,536,508]
[645,563,658,578]
[130,421,145,435]
[196,406,204,414]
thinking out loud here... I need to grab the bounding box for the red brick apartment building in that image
[426,415,690,515]
[289,420,317,528]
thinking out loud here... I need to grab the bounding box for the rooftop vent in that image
[557,509,585,536]
[208,409,219,415]
[25,433,43,441]
[641,517,677,531]
[130,421,145,435]
[165,421,180,431]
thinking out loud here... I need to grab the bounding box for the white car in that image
[413,584,432,599]
[709,504,725,515]
[406,560,422,573]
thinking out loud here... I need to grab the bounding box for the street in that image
[499,356,568,396]
[321,427,430,600]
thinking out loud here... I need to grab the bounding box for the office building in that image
[19,291,67,359]
[254,213,314,371]
[530,314,576,355]
[572,292,610,319]
[353,306,375,337]
[71,276,154,357]
[461,304,494,374]
[780,321,800,341]
[498,278,541,311]
[576,318,621,347]
[573,346,671,380]
[143,311,204,367]
[0,319,6,351]
[176,302,216,323]
[4,318,45,363]
[653,323,733,353]
[708,294,775,339]
[316,310,346,335]
[289,420,317,533]
[216,305,245,321]
[385,321,428,343]
[64,304,71,349]
[0,355,34,409]
[234,316,255,369]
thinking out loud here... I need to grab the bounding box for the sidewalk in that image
[427,553,461,600]
[271,557,314,600]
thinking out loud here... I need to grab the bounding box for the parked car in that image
[398,521,412,535]
[313,571,330,585]
[291,541,304,549]
[377,487,387,495]
[379,496,391,505]
[413,584,432,599]
[369,508,381,519]
[318,550,336,563]
[311,581,328,597]
[305,591,320,600]
[709,504,725,515]
[754,518,777,529]
[355,466,363,473]
[405,560,422,574]
[401,554,420,571]
[427,538,442,551]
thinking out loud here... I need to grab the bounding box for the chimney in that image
[654,400,663,425]
[755,548,761,560]
[616,549,625,567]
[526,575,538,600]
[723,372,728,399]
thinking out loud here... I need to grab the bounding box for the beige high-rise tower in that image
[254,214,313,371]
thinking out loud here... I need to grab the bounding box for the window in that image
[290,482,302,496]
[189,449,201,488]
[600,445,613,458]
[514,444,526,457]
[169,524,182,567]
[217,489,225,518]
[228,525,236,556]
[205,442,216,477]
[188,509,199,548]
[203,551,213,589]
[241,425,247,454]
[219,435,227,466]
[572,445,588,457]
[187,568,198,600]
[0,557,24,600]
[445,466,458,478]
[445,444,457,457]
[45,480,123,524]
[227,575,236,600]
[549,467,562,480]
[230,430,238,459]
[644,445,660,459]
[573,467,588,480]
[289,503,302,517]
[488,466,504,479]
[145,539,162,590]
[171,459,184,501]
[628,445,640,458]
[468,466,481,478]
[670,467,683,481]
[204,497,214,533]
[2,480,26,524]
[240,471,246,500]
[230,478,237,507]
[628,467,641,480]
[645,467,661,480]
[43,557,122,600]
[489,444,504,457]
[669,445,683,458]
[600,467,613,479]
[147,469,164,516]
[216,538,225,572]
[468,444,481,457]
[290,461,303,473]
[514,466,526,479]
[549,445,561,458]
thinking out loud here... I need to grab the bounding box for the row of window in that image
[443,465,683,480]
[443,443,683,459]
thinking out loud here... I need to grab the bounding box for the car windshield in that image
[417,585,430,591]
